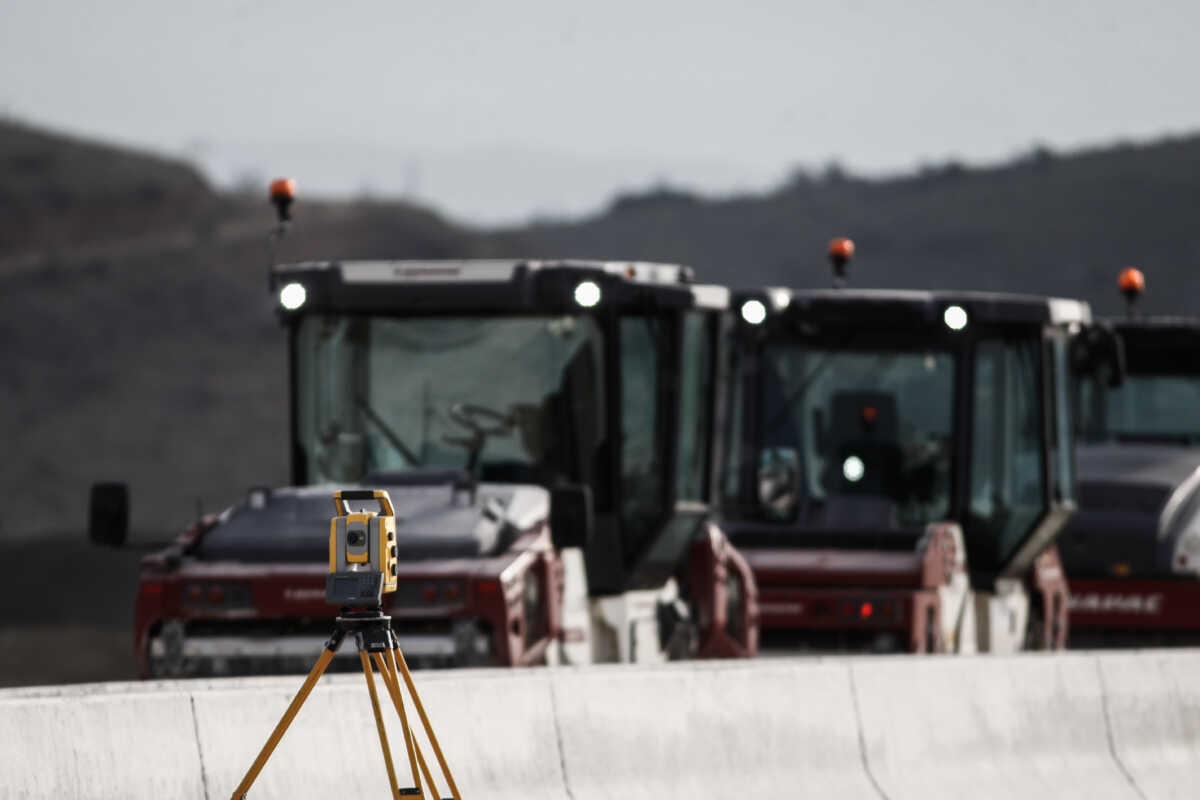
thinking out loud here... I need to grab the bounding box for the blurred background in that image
[2,0,1199,683]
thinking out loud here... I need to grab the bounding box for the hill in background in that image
[0,118,218,254]
[0,119,495,542]
[2,119,1199,542]
[496,138,1200,318]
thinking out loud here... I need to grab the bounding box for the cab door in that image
[964,326,1076,583]
[617,309,722,583]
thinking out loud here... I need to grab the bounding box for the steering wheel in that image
[442,404,515,474]
[446,403,513,437]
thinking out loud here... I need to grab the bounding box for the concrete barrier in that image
[3,651,1200,798]
[193,670,567,800]
[852,653,1140,800]
[550,661,879,799]
[0,688,204,799]
[1099,650,1200,800]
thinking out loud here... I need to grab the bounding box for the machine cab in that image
[274,259,737,602]
[99,175,757,675]
[1076,317,1200,448]
[1063,269,1200,597]
[721,285,1088,590]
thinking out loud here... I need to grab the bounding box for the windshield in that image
[295,315,605,484]
[1080,373,1200,443]
[751,344,955,530]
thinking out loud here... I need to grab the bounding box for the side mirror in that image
[1071,322,1126,388]
[89,482,129,547]
[1104,326,1127,388]
[549,484,594,551]
[758,448,800,521]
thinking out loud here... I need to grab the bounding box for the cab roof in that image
[737,287,1091,327]
[1104,315,1200,373]
[273,259,728,313]
[1107,315,1200,333]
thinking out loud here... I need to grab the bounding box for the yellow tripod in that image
[231,610,461,799]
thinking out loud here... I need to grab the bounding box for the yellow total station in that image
[232,490,460,800]
[327,489,399,606]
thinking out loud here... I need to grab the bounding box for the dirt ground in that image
[0,540,143,687]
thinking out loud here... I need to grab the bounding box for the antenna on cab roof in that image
[828,237,855,288]
[1118,267,1145,319]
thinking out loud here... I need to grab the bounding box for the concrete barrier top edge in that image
[7,648,1200,701]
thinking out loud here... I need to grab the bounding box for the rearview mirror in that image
[89,482,129,547]
[549,484,594,550]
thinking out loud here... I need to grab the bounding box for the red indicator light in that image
[445,583,462,602]
[185,585,204,604]
[475,580,500,598]
[143,583,163,599]
[208,586,226,605]
[859,602,874,619]
[421,584,438,603]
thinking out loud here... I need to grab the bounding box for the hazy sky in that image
[2,0,1197,223]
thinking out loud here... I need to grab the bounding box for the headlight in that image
[573,280,601,308]
[740,299,767,325]
[842,455,866,483]
[943,305,968,331]
[279,282,307,310]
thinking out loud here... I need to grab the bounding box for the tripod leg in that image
[411,722,441,800]
[391,646,463,800]
[230,646,337,800]
[361,651,405,800]
[374,652,439,799]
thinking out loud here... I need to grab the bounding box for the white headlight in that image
[741,299,767,325]
[843,455,866,483]
[943,305,968,331]
[280,282,307,311]
[574,280,601,308]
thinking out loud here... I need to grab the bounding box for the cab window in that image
[620,317,666,555]
[675,312,715,502]
[969,336,1046,565]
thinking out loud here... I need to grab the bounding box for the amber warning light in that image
[829,237,855,263]
[270,177,297,223]
[1118,267,1145,315]
[1118,267,1145,296]
[828,237,855,286]
[266,178,298,289]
